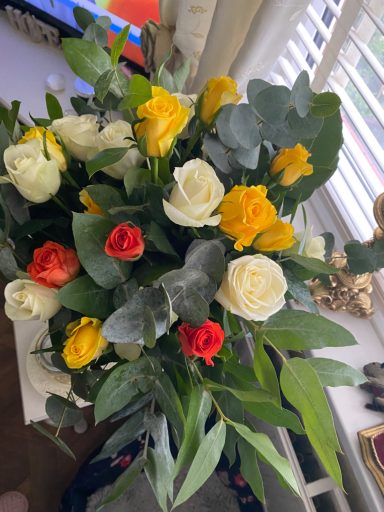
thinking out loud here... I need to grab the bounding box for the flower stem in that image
[190,360,229,421]
[181,123,203,165]
[150,157,159,184]
[62,171,80,190]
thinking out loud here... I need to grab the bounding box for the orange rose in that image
[27,241,80,288]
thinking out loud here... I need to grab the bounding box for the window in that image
[270,0,384,242]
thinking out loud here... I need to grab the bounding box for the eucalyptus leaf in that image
[45,394,83,428]
[85,184,125,212]
[253,85,290,125]
[110,392,153,422]
[287,109,323,139]
[247,78,270,106]
[94,357,157,423]
[280,357,343,487]
[216,105,239,149]
[310,92,341,118]
[230,104,261,150]
[243,402,304,435]
[58,275,114,319]
[83,23,108,47]
[0,246,18,280]
[113,279,139,309]
[99,456,147,508]
[30,421,75,460]
[238,437,265,503]
[92,409,146,463]
[307,358,367,387]
[173,58,191,92]
[173,420,226,508]
[94,69,115,102]
[290,71,312,118]
[73,6,94,30]
[144,412,175,511]
[143,306,157,348]
[174,386,212,476]
[154,373,186,449]
[232,145,260,169]
[344,241,377,274]
[260,121,297,148]
[203,134,232,174]
[62,38,111,87]
[233,422,299,494]
[184,239,225,284]
[261,309,357,350]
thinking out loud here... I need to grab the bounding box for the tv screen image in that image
[23,0,159,66]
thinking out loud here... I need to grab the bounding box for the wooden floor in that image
[0,287,117,511]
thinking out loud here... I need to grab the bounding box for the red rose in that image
[27,241,80,288]
[177,319,225,366]
[105,223,145,261]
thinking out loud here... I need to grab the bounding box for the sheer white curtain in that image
[153,0,311,93]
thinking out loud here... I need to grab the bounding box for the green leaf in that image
[174,386,212,476]
[243,402,304,435]
[247,78,270,106]
[119,75,152,109]
[99,456,147,508]
[289,254,337,274]
[94,69,115,102]
[71,96,96,115]
[253,85,291,124]
[94,357,156,423]
[233,422,299,494]
[85,147,128,178]
[124,167,151,197]
[0,246,18,280]
[307,358,367,387]
[204,379,273,403]
[73,6,94,30]
[58,275,114,319]
[102,287,170,344]
[184,240,225,284]
[238,437,265,503]
[290,71,312,118]
[72,213,132,289]
[92,409,146,463]
[310,92,341,118]
[142,306,157,348]
[287,109,323,139]
[30,421,75,460]
[284,268,319,313]
[110,392,153,422]
[86,184,125,212]
[144,412,175,511]
[45,395,83,428]
[147,221,178,257]
[203,133,232,174]
[252,329,281,406]
[260,121,297,148]
[154,373,186,448]
[218,389,243,467]
[173,58,191,92]
[173,420,226,508]
[111,25,130,68]
[280,357,343,487]
[83,23,108,47]
[61,38,111,87]
[229,104,261,150]
[45,92,63,121]
[262,309,357,350]
[344,240,377,274]
[216,104,239,149]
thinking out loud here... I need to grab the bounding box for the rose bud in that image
[177,319,225,366]
[27,241,80,289]
[105,223,145,261]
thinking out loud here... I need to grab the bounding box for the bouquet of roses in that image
[0,7,368,510]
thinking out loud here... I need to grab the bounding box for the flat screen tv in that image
[1,0,160,69]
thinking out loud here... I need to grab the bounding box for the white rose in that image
[215,255,287,321]
[163,158,225,227]
[173,93,197,139]
[50,114,99,161]
[96,120,145,179]
[4,279,61,321]
[3,139,61,203]
[291,228,326,261]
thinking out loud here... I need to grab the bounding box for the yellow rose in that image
[270,143,313,186]
[79,190,103,215]
[218,185,277,251]
[18,126,67,171]
[199,76,242,126]
[253,219,295,252]
[63,317,108,369]
[135,86,189,157]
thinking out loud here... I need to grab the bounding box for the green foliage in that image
[308,358,367,387]
[45,93,63,120]
[310,92,341,117]
[62,39,111,87]
[261,309,357,350]
[85,147,129,177]
[119,75,152,109]
[238,437,265,503]
[280,357,343,487]
[344,239,384,274]
[173,420,226,508]
[45,394,83,427]
[31,421,75,460]
[111,25,130,68]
